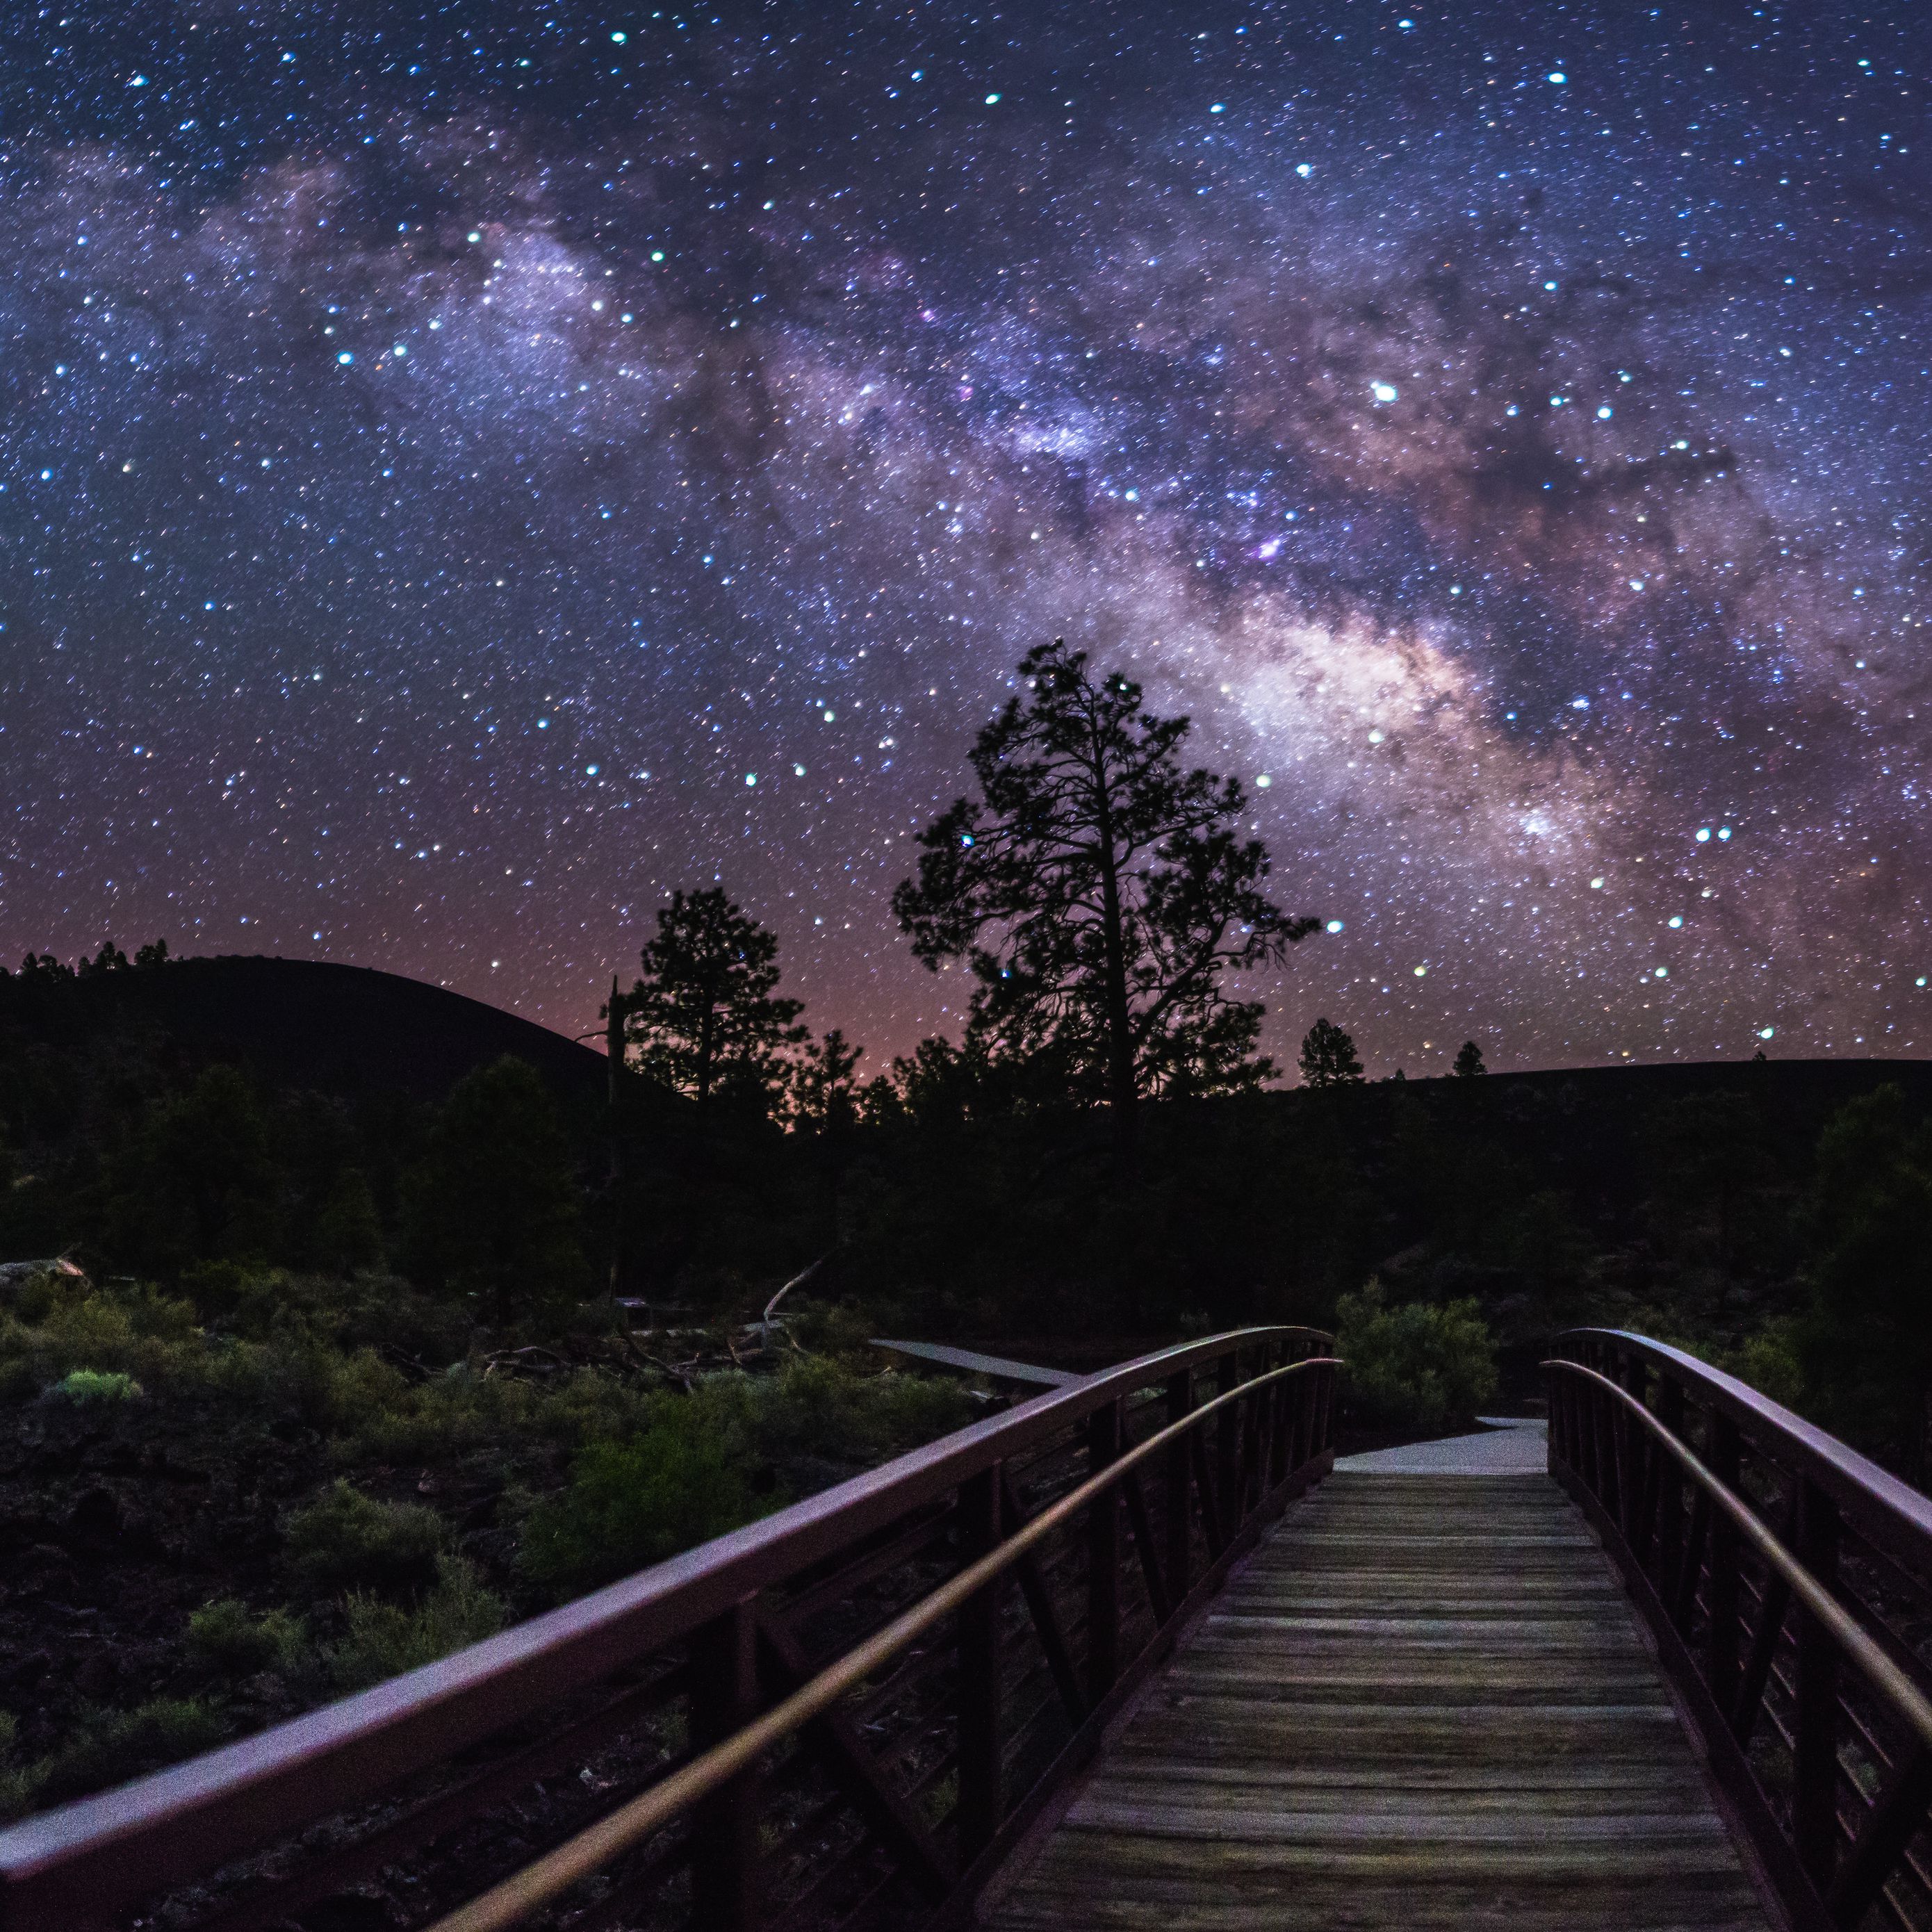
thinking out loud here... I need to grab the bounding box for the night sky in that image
[2,1,1927,1079]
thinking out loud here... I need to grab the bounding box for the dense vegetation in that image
[0,644,1925,1819]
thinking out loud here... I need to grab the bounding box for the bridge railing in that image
[0,1327,1337,1932]
[1547,1329,1932,1932]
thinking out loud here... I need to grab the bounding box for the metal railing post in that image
[1706,1413,1742,1719]
[1794,1476,1842,1892]
[1165,1370,1193,1605]
[1216,1350,1241,1533]
[957,1465,1004,1860]
[689,1596,762,1932]
[1088,1398,1122,1701]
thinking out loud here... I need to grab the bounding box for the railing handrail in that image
[0,1323,1329,1921]
[429,1351,1342,1932]
[1553,1327,1932,1568]
[1544,1358,1932,1756]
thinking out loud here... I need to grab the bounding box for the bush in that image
[518,1409,765,1598]
[187,1598,309,1678]
[326,1556,505,1693]
[284,1480,448,1598]
[48,1369,141,1404]
[33,1698,229,1806]
[1334,1279,1497,1432]
[745,1356,971,1464]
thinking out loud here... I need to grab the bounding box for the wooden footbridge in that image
[8,1328,1932,1932]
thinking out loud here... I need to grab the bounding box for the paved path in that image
[1335,1416,1548,1475]
[985,1471,1772,1931]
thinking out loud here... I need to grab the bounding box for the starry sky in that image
[2,0,1929,1079]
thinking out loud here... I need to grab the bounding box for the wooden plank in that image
[985,1471,1778,1931]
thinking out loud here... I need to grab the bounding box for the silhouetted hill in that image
[0,956,605,1104]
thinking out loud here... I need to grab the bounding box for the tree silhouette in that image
[1453,1040,1487,1078]
[619,889,806,1120]
[790,1028,864,1138]
[401,1056,587,1323]
[893,639,1316,1160]
[1298,1018,1363,1088]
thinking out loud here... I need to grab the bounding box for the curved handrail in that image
[0,1324,1335,1931]
[1546,1330,1932,1931]
[434,1352,1341,1932]
[1555,1327,1932,1570]
[1546,1360,1932,1754]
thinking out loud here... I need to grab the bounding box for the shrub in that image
[0,1712,31,1821]
[743,1357,973,1466]
[326,1556,505,1693]
[1334,1279,1497,1432]
[518,1409,764,1598]
[188,1598,309,1677]
[48,1369,141,1404]
[34,1698,229,1806]
[284,1480,448,1598]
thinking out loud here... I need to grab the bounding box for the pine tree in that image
[620,888,806,1120]
[1453,1040,1487,1078]
[790,1029,863,1138]
[1297,1017,1363,1088]
[894,639,1316,1159]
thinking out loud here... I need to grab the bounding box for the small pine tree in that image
[133,938,172,970]
[1453,1040,1487,1079]
[790,1029,863,1138]
[1298,1018,1363,1088]
[620,889,806,1120]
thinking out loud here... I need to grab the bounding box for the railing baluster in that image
[999,1470,1086,1728]
[1217,1351,1241,1534]
[1655,1377,1685,1589]
[689,1596,762,1932]
[1165,1370,1193,1603]
[1828,1744,1932,1928]
[1707,1411,1742,1719]
[1089,1398,1123,1701]
[957,1466,1004,1862]
[1794,1476,1843,1892]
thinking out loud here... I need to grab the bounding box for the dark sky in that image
[1,0,1927,1078]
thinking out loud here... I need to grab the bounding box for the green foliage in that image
[1298,1018,1363,1088]
[1799,1084,1932,1473]
[1335,1279,1497,1431]
[400,1057,588,1320]
[747,1355,972,1464]
[114,1066,281,1268]
[284,1480,448,1598]
[188,1599,309,1678]
[326,1556,505,1693]
[893,639,1316,1142]
[619,888,807,1119]
[518,1407,765,1597]
[33,1698,228,1808]
[49,1368,140,1404]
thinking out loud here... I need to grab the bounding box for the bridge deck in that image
[984,1471,1776,1931]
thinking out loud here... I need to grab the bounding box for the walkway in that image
[1334,1415,1548,1475]
[985,1471,1774,1930]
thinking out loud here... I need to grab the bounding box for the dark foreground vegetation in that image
[1,948,1927,1819]
[1,646,1927,1824]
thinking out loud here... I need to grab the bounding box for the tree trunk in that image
[1091,758,1138,1170]
[606,976,626,1302]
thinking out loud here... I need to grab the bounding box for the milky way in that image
[2,1,1929,1075]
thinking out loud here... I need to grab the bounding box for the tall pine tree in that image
[894,639,1316,1159]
